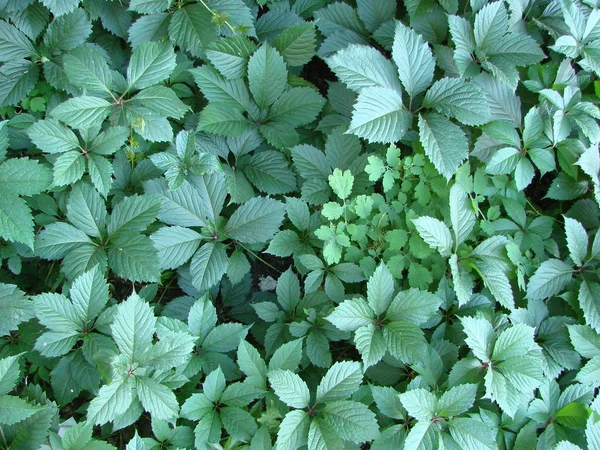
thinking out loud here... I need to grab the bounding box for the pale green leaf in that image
[316,361,362,403]
[110,292,156,364]
[392,22,435,97]
[269,369,310,408]
[127,41,176,90]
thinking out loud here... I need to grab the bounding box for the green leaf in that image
[326,298,373,331]
[108,234,161,282]
[151,226,202,270]
[110,292,156,364]
[449,417,496,450]
[0,195,35,248]
[412,216,453,257]
[248,44,288,110]
[316,361,362,403]
[308,417,344,450]
[404,420,438,449]
[477,261,514,310]
[526,259,573,300]
[322,400,380,443]
[580,282,600,334]
[326,44,402,93]
[238,341,267,380]
[28,118,79,154]
[392,22,435,97]
[63,45,113,96]
[0,284,34,337]
[354,324,386,368]
[181,393,213,421]
[189,242,228,292]
[269,369,310,408]
[87,379,134,426]
[357,0,397,33]
[108,194,161,238]
[449,184,476,246]
[0,354,22,396]
[418,113,469,180]
[399,388,437,421]
[52,151,85,186]
[35,222,93,260]
[328,168,353,200]
[198,103,252,137]
[35,329,80,357]
[269,339,303,371]
[437,384,478,417]
[474,1,508,51]
[203,323,248,353]
[423,77,490,126]
[245,151,297,195]
[67,182,106,238]
[0,60,39,107]
[267,86,325,127]
[51,96,112,130]
[43,9,92,52]
[168,4,217,58]
[0,396,39,425]
[492,324,536,361]
[69,266,109,324]
[387,288,441,325]
[128,13,170,48]
[276,410,309,450]
[0,157,52,196]
[33,292,80,331]
[221,406,258,441]
[564,216,588,266]
[576,356,600,386]
[188,294,217,342]
[137,376,179,422]
[132,86,190,119]
[225,196,285,244]
[273,22,317,67]
[127,41,176,90]
[348,87,412,143]
[0,20,36,61]
[366,263,394,316]
[461,316,494,362]
[206,35,257,79]
[383,321,427,363]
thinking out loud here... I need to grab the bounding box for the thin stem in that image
[235,242,282,275]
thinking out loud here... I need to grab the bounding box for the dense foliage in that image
[0,0,600,448]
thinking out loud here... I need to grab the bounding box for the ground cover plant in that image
[0,0,600,448]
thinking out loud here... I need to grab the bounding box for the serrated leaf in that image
[273,22,317,67]
[189,242,228,292]
[110,292,156,364]
[355,324,386,368]
[418,112,469,180]
[0,60,38,107]
[151,226,202,270]
[0,20,36,61]
[316,361,362,403]
[0,396,39,425]
[0,157,52,196]
[206,35,257,79]
[168,4,217,58]
[383,321,427,363]
[387,288,442,325]
[63,45,113,96]
[449,183,476,246]
[348,87,412,143]
[580,282,600,334]
[248,44,288,110]
[526,259,573,300]
[564,216,588,266]
[276,410,309,450]
[424,77,490,126]
[137,376,179,422]
[198,103,252,137]
[322,400,380,443]
[412,216,453,257]
[43,9,92,52]
[87,379,134,426]
[326,298,373,331]
[132,86,190,119]
[0,354,22,396]
[51,96,112,130]
[269,369,310,408]
[0,195,35,248]
[127,41,176,90]
[52,150,85,186]
[268,86,324,127]
[326,44,402,94]
[225,196,285,244]
[392,22,435,97]
[437,384,478,417]
[28,118,79,154]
